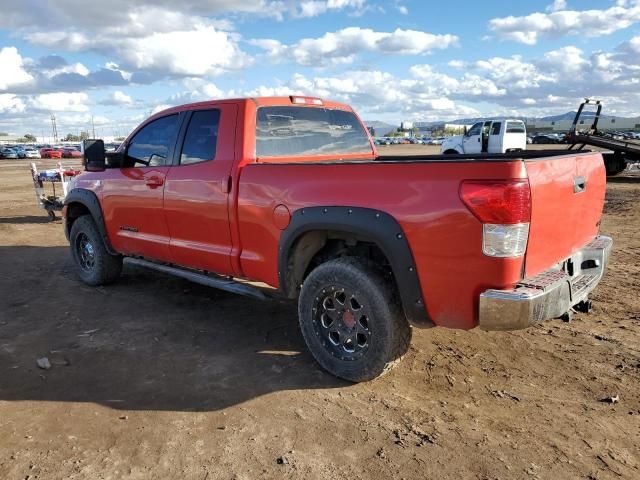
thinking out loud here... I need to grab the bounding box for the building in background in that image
[525,116,640,133]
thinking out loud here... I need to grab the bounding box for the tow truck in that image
[567,98,640,176]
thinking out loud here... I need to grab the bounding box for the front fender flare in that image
[278,206,432,327]
[64,188,116,255]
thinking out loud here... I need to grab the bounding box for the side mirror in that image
[82,139,106,172]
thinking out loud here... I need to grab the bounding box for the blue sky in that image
[0,0,639,139]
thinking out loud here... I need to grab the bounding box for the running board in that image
[124,257,269,301]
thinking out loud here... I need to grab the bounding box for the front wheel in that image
[69,215,122,286]
[298,258,411,382]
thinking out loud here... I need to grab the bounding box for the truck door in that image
[462,122,483,154]
[163,104,238,276]
[488,121,502,153]
[101,113,180,262]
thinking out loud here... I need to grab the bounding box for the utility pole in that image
[50,115,58,143]
[91,115,96,138]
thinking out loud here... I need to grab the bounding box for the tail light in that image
[460,180,531,257]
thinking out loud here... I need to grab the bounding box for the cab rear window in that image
[506,121,525,133]
[256,106,372,157]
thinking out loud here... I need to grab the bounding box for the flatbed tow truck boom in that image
[567,98,640,176]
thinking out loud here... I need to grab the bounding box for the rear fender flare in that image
[64,188,116,255]
[278,206,432,327]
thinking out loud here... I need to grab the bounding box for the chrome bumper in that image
[479,235,613,331]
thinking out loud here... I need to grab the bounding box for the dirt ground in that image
[0,150,638,480]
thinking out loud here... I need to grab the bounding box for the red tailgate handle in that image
[145,176,164,188]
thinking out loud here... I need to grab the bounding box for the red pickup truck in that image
[63,96,612,382]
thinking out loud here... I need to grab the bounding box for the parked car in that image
[63,96,612,382]
[12,146,27,158]
[40,148,63,159]
[442,120,526,154]
[24,147,41,159]
[532,134,561,144]
[0,148,19,159]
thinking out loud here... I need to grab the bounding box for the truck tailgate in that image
[524,152,606,277]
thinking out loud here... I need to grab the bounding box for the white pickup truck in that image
[441,119,527,154]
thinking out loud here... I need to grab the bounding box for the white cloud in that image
[489,2,640,44]
[0,47,33,90]
[30,92,90,112]
[101,91,133,106]
[538,46,588,78]
[40,62,90,79]
[120,27,250,76]
[28,23,250,77]
[167,80,227,104]
[0,94,26,113]
[151,104,173,115]
[295,0,366,17]
[252,27,458,66]
[475,55,551,89]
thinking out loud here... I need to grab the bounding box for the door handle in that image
[145,176,164,188]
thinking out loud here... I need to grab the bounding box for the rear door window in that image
[256,106,372,157]
[179,110,220,165]
[490,122,502,135]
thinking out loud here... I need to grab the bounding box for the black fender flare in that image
[278,206,432,327]
[64,188,117,255]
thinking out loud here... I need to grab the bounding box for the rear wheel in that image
[69,215,122,286]
[443,149,460,155]
[298,257,411,382]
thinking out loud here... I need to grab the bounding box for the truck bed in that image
[238,150,605,329]
[261,150,593,166]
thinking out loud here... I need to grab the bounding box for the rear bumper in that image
[478,235,612,331]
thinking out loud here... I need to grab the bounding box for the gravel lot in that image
[0,150,638,479]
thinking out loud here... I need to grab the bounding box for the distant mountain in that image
[539,111,619,122]
[364,120,397,130]
[363,120,398,135]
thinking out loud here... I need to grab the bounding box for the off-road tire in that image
[298,257,411,382]
[69,215,122,286]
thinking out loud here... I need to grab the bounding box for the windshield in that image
[256,106,372,157]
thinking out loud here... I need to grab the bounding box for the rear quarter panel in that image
[237,160,528,329]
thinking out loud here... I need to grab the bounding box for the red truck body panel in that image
[68,97,607,331]
[237,160,528,330]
